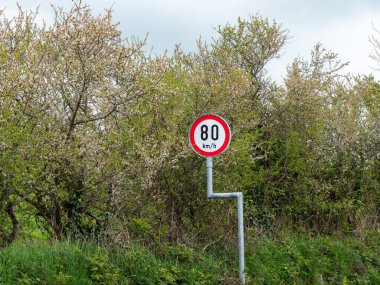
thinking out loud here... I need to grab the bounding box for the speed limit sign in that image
[189,114,231,157]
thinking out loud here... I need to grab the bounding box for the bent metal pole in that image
[206,157,245,284]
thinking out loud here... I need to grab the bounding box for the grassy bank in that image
[0,233,379,284]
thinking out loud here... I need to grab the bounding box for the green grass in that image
[0,232,379,284]
[0,241,230,285]
[246,232,380,284]
[0,241,93,284]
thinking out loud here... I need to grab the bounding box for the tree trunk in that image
[5,202,19,244]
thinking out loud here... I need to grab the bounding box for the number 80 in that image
[200,125,219,141]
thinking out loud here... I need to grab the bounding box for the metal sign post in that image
[189,114,245,284]
[206,157,245,284]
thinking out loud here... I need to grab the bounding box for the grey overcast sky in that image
[2,0,380,82]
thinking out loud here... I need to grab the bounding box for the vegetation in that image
[0,1,379,283]
[0,233,379,284]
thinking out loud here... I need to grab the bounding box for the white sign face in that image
[189,114,231,157]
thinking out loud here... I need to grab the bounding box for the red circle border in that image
[189,114,231,157]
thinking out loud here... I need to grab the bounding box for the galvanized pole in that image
[237,192,245,284]
[206,157,245,284]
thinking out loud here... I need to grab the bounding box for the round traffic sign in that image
[189,114,231,157]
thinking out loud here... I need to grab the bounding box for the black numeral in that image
[201,125,208,140]
[211,125,218,140]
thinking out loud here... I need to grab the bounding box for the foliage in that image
[244,46,380,235]
[0,1,163,242]
[0,236,379,284]
[0,1,379,250]
[246,232,380,284]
